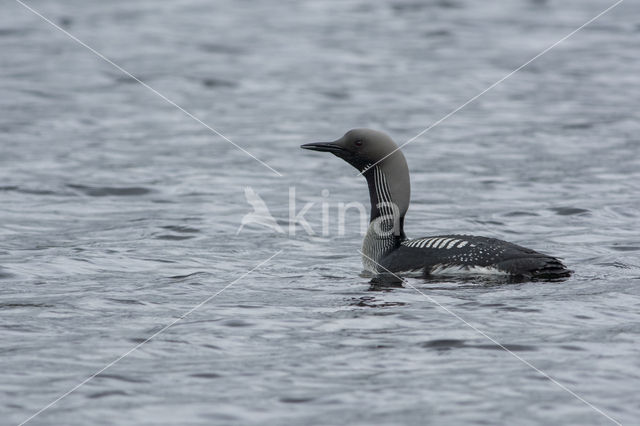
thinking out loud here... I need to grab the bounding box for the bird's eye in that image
[354,139,363,147]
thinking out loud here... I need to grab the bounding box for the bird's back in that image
[379,234,570,279]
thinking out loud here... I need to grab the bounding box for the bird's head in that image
[301,129,411,226]
[301,128,401,173]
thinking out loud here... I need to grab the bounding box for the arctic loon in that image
[301,129,571,279]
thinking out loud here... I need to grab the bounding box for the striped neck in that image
[364,165,406,238]
[361,166,406,271]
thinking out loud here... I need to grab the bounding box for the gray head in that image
[301,129,411,226]
[300,129,398,171]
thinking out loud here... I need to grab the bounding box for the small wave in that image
[420,339,536,352]
[105,298,145,305]
[0,186,61,195]
[97,373,149,384]
[550,207,590,216]
[280,397,315,404]
[560,345,585,351]
[322,90,350,100]
[155,235,195,241]
[202,78,237,88]
[198,43,245,54]
[0,302,53,309]
[67,184,152,197]
[189,373,222,379]
[87,390,127,399]
[562,122,594,130]
[167,271,210,280]
[609,245,639,252]
[0,269,15,279]
[503,211,539,217]
[471,344,537,352]
[420,339,466,350]
[161,225,200,233]
[222,320,254,328]
[0,28,32,37]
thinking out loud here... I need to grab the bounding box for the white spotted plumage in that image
[402,236,469,250]
[446,239,460,249]
[430,264,509,276]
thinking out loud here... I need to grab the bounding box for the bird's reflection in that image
[350,295,406,308]
[368,272,404,291]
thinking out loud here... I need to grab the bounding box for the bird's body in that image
[302,129,571,279]
[380,234,569,278]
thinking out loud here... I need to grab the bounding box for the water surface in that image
[1,0,639,425]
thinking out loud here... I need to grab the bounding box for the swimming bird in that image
[301,129,571,279]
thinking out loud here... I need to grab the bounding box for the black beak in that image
[300,142,347,154]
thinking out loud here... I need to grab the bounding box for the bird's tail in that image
[531,257,572,279]
[497,256,572,280]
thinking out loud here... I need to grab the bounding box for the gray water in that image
[2,0,640,425]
